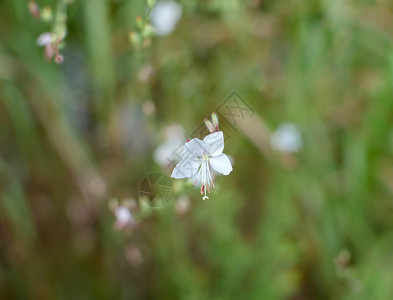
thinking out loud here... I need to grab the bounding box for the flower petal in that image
[209,153,232,175]
[171,157,201,179]
[184,138,205,157]
[190,162,215,186]
[37,32,53,46]
[189,161,204,186]
[203,131,224,156]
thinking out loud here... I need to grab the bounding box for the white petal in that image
[270,123,302,153]
[150,0,182,36]
[209,153,233,175]
[37,32,53,46]
[171,157,201,179]
[189,162,216,186]
[191,161,204,186]
[153,139,183,167]
[115,207,133,223]
[203,131,224,156]
[184,138,205,157]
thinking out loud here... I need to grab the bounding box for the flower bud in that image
[41,6,52,22]
[136,15,143,29]
[129,31,142,48]
[147,0,156,9]
[175,195,190,215]
[28,1,40,19]
[108,198,119,212]
[125,244,143,265]
[204,119,215,133]
[211,112,219,130]
[44,44,54,61]
[142,24,155,39]
[54,54,64,64]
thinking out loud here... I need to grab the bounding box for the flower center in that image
[195,153,215,201]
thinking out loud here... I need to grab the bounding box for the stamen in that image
[203,184,209,200]
[207,161,215,189]
[195,153,216,201]
[195,164,203,185]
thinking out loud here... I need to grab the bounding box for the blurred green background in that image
[2,0,393,299]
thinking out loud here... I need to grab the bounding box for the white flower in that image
[114,206,136,230]
[36,32,53,46]
[150,0,182,36]
[171,131,233,200]
[270,123,302,153]
[175,195,191,215]
[154,124,184,167]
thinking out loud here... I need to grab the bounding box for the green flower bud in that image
[41,6,52,22]
[147,0,156,9]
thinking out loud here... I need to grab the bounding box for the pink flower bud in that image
[28,1,40,19]
[211,112,219,130]
[54,54,64,64]
[44,44,54,61]
[204,118,215,133]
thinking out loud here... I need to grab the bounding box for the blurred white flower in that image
[175,195,191,215]
[138,64,154,83]
[86,176,107,197]
[36,31,66,63]
[142,100,156,116]
[270,123,303,153]
[124,244,143,265]
[114,206,136,230]
[164,123,184,140]
[171,131,233,200]
[37,32,53,46]
[150,0,182,36]
[154,124,184,167]
[28,1,40,19]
